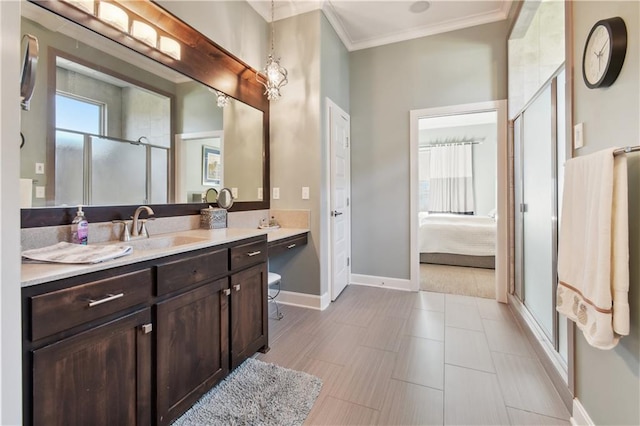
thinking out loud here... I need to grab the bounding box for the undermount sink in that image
[124,235,208,251]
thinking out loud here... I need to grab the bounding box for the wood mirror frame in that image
[21,0,270,227]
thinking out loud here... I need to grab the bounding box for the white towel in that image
[556,148,629,350]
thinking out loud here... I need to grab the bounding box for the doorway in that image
[410,100,508,301]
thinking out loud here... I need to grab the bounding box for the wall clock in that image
[582,17,627,89]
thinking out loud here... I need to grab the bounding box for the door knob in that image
[331,210,343,217]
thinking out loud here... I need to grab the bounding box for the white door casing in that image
[409,100,508,301]
[328,100,351,301]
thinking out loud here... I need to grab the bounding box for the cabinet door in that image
[32,309,152,426]
[156,278,229,425]
[230,263,268,368]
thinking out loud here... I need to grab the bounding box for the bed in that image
[419,213,496,269]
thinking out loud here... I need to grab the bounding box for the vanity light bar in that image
[159,36,181,60]
[97,2,128,33]
[63,0,95,15]
[131,20,157,48]
[59,0,181,61]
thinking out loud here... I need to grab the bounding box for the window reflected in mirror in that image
[53,58,171,206]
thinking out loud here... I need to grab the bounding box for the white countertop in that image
[21,227,308,288]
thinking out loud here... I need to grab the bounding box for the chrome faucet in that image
[131,205,154,238]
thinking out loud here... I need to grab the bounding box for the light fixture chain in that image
[270,0,275,53]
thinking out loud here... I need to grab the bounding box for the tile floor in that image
[256,285,570,425]
[420,263,496,299]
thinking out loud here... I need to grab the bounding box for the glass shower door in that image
[519,83,556,340]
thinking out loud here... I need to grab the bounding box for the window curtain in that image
[428,144,475,214]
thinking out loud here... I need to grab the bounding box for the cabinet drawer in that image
[30,269,152,341]
[268,233,308,257]
[230,240,268,271]
[156,248,228,296]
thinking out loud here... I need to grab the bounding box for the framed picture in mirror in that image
[202,146,221,186]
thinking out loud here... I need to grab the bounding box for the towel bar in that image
[613,146,640,156]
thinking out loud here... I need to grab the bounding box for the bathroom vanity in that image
[21,225,308,425]
[20,230,281,425]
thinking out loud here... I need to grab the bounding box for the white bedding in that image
[419,213,496,256]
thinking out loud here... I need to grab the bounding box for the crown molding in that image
[329,4,512,52]
[250,0,512,52]
[247,0,323,23]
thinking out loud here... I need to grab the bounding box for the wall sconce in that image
[98,2,129,33]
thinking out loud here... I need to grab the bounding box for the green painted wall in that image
[349,21,509,279]
[572,2,640,424]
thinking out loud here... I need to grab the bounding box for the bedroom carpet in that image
[420,263,495,298]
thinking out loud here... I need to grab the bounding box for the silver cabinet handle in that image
[234,284,241,292]
[331,210,343,217]
[247,251,262,257]
[223,288,231,296]
[88,292,124,307]
[287,244,296,249]
[141,323,153,334]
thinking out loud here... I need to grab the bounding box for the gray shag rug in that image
[172,358,322,426]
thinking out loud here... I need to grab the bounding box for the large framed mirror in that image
[20,0,270,227]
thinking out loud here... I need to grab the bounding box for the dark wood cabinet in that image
[156,278,230,425]
[267,233,308,257]
[32,308,152,426]
[23,235,268,425]
[230,262,268,368]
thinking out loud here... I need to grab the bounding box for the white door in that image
[329,102,351,301]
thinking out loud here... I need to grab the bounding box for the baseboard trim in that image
[272,290,330,311]
[571,398,594,426]
[350,274,412,291]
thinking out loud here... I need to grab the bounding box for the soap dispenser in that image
[71,205,89,245]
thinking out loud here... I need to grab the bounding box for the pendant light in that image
[256,0,288,101]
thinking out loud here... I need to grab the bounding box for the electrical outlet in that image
[35,186,45,198]
[231,187,238,198]
[273,187,280,200]
[35,163,45,174]
[302,186,310,200]
[258,187,263,200]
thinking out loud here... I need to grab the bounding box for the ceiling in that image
[247,0,513,51]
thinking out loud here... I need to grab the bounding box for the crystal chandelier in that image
[256,0,288,101]
[216,91,229,108]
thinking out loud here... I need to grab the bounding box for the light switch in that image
[302,186,309,200]
[574,122,584,149]
[35,163,45,174]
[35,186,45,198]
[231,187,238,198]
[273,187,280,200]
[257,187,263,200]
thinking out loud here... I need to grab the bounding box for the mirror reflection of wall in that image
[223,101,264,202]
[175,97,264,203]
